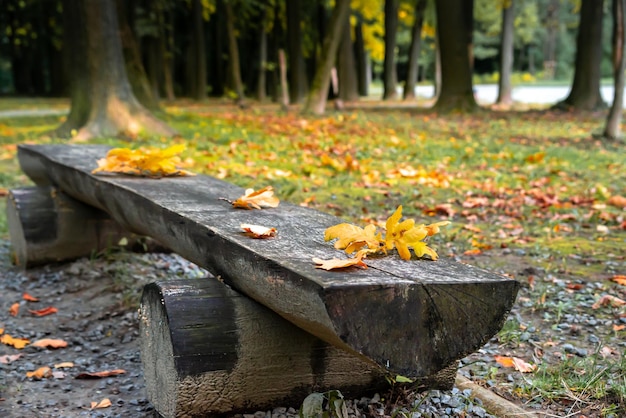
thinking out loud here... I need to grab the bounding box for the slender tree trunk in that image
[337,7,359,102]
[257,8,268,101]
[434,0,476,111]
[543,0,559,79]
[279,49,289,110]
[287,0,309,103]
[302,0,351,114]
[383,0,399,100]
[224,0,245,103]
[354,21,369,96]
[403,0,427,100]
[496,1,515,105]
[556,0,606,110]
[603,0,626,139]
[434,33,441,98]
[191,0,207,100]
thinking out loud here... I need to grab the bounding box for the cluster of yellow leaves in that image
[314,206,450,270]
[231,186,280,209]
[92,145,195,178]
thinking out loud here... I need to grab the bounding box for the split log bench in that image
[8,144,520,417]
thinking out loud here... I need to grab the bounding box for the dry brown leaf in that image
[75,369,126,379]
[0,334,30,349]
[9,302,19,316]
[90,398,112,410]
[29,306,58,317]
[26,366,52,380]
[31,338,68,349]
[607,195,626,208]
[232,186,280,209]
[592,294,626,309]
[54,362,75,369]
[0,354,22,364]
[313,250,369,271]
[610,275,626,286]
[241,223,277,238]
[22,292,39,302]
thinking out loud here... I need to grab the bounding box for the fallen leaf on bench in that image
[494,355,537,373]
[29,306,58,317]
[90,398,112,410]
[26,366,52,380]
[0,334,30,349]
[324,223,383,253]
[231,186,280,209]
[385,206,449,260]
[31,338,68,349]
[313,251,368,270]
[241,223,277,238]
[75,369,126,379]
[92,145,195,178]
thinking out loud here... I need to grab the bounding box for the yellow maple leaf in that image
[324,223,383,253]
[92,145,195,177]
[232,186,280,209]
[313,250,369,270]
[385,205,445,260]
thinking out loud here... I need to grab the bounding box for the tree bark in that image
[383,0,399,100]
[496,1,515,105]
[302,0,351,114]
[337,6,359,102]
[433,0,477,111]
[555,0,606,110]
[54,0,176,140]
[286,0,309,103]
[224,0,245,103]
[603,0,626,139]
[257,7,269,101]
[403,0,427,100]
[354,21,369,96]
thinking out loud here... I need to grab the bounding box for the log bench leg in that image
[139,279,395,418]
[6,186,164,268]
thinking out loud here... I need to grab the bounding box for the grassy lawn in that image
[0,99,624,415]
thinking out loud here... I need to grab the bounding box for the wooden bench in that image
[8,144,520,417]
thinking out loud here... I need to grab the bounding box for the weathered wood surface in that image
[18,144,520,378]
[6,186,157,268]
[140,279,391,417]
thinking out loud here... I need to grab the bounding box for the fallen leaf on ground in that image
[241,223,277,238]
[54,362,74,368]
[9,302,19,316]
[31,338,68,349]
[0,334,30,349]
[231,186,280,209]
[29,306,58,317]
[22,293,39,302]
[90,398,112,410]
[26,366,52,380]
[592,295,626,309]
[313,251,368,271]
[607,195,626,208]
[494,355,537,372]
[0,354,22,364]
[75,369,126,379]
[610,275,626,286]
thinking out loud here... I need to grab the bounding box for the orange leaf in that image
[494,355,515,368]
[240,223,277,238]
[0,354,22,364]
[463,249,482,256]
[613,324,625,332]
[75,369,127,379]
[22,293,39,302]
[90,398,112,410]
[610,275,626,286]
[31,338,68,349]
[26,366,52,380]
[9,302,19,316]
[29,306,58,317]
[525,152,545,164]
[313,250,368,271]
[232,186,280,209]
[592,295,626,309]
[566,283,585,291]
[607,195,626,208]
[0,334,30,349]
[495,355,536,373]
[54,362,75,369]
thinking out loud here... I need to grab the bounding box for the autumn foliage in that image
[92,145,194,177]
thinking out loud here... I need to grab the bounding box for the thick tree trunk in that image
[286,0,309,103]
[337,7,359,102]
[433,0,477,111]
[383,0,399,100]
[224,0,245,103]
[496,1,515,105]
[302,0,351,114]
[556,0,606,110]
[55,0,176,140]
[354,21,369,96]
[603,0,626,139]
[191,0,207,100]
[403,0,427,100]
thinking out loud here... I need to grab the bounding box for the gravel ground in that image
[2,239,622,417]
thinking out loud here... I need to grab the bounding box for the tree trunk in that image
[403,0,427,100]
[383,0,399,100]
[191,0,207,100]
[337,6,359,102]
[257,8,268,101]
[603,0,626,139]
[354,21,369,96]
[555,0,606,110]
[286,0,309,103]
[54,0,176,140]
[543,0,559,79]
[302,0,351,114]
[224,0,245,103]
[433,0,477,111]
[496,0,515,105]
[434,32,441,98]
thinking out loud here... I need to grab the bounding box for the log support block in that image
[140,279,393,418]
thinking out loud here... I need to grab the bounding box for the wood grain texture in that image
[139,279,389,418]
[6,186,147,268]
[18,144,520,377]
